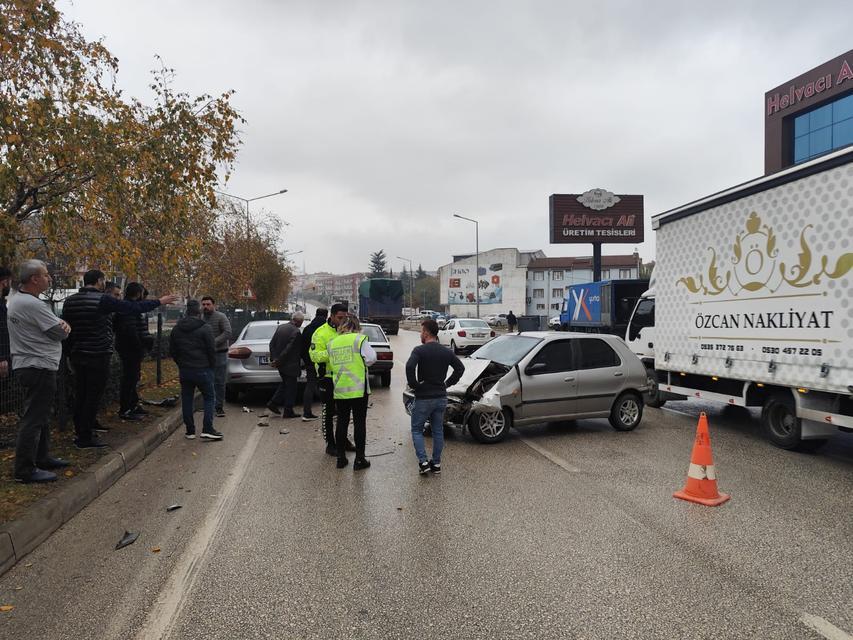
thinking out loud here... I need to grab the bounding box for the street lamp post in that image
[283,249,303,310]
[453,213,480,319]
[397,255,414,311]
[214,188,288,235]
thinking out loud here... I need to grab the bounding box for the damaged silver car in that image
[403,332,648,444]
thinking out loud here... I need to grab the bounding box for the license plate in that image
[472,333,485,338]
[258,356,270,365]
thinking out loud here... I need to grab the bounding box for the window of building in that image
[793,93,853,164]
[551,288,563,298]
[619,268,632,279]
[536,303,546,310]
[552,270,563,281]
[534,271,544,281]
[602,269,610,279]
[533,288,544,298]
[551,303,560,310]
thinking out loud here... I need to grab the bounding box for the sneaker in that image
[94,422,110,433]
[131,405,150,416]
[418,461,430,475]
[119,410,142,421]
[282,410,301,419]
[37,457,70,470]
[75,438,109,449]
[325,444,337,457]
[200,429,223,440]
[14,469,58,483]
[185,433,196,440]
[336,457,349,469]
[429,460,441,475]
[266,402,282,415]
[215,407,226,418]
[302,413,319,421]
[353,458,371,470]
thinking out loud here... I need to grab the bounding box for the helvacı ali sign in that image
[549,189,644,243]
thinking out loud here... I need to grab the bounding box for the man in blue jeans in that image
[405,318,464,475]
[169,300,222,440]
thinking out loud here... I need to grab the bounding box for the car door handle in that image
[564,377,575,382]
[613,372,624,377]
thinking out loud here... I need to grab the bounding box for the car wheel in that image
[645,370,666,408]
[380,371,391,387]
[609,392,643,431]
[760,395,827,451]
[225,385,240,403]
[468,408,512,444]
[450,340,459,354]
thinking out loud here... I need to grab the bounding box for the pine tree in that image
[415,263,428,280]
[369,250,387,277]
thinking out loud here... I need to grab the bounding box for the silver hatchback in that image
[226,320,304,402]
[403,332,648,444]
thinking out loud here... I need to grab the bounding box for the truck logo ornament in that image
[677,212,853,297]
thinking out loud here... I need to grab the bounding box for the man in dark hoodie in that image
[299,307,327,421]
[113,282,153,420]
[169,299,222,440]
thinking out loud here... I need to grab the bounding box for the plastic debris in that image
[257,419,270,427]
[151,547,161,553]
[0,605,14,613]
[115,530,139,550]
[166,504,182,512]
[258,413,270,418]
[242,406,252,413]
[144,396,177,407]
[279,428,289,435]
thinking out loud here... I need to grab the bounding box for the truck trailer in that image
[358,278,404,335]
[626,147,853,450]
[559,279,648,336]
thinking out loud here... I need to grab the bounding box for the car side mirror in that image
[525,362,547,375]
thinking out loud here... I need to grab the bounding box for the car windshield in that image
[471,335,542,366]
[361,325,387,343]
[242,324,279,340]
[458,320,489,328]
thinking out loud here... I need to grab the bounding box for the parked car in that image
[486,313,508,327]
[225,320,304,402]
[403,332,647,444]
[361,322,393,387]
[438,318,495,354]
[549,316,561,330]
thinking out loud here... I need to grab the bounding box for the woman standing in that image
[326,315,376,469]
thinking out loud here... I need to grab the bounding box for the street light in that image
[214,188,288,234]
[397,255,414,311]
[283,249,303,311]
[453,213,480,319]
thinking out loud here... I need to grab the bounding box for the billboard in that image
[447,262,503,305]
[550,189,644,244]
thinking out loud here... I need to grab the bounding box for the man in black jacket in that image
[299,308,327,421]
[0,266,11,385]
[113,282,153,420]
[267,312,304,418]
[62,269,177,449]
[169,299,222,440]
[405,318,465,475]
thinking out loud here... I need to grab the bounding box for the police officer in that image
[309,303,354,455]
[326,315,376,469]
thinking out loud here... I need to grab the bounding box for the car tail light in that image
[377,352,393,361]
[457,330,467,337]
[490,330,495,337]
[228,346,252,359]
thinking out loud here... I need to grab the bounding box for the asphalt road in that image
[1,330,851,639]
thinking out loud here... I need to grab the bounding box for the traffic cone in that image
[673,412,730,506]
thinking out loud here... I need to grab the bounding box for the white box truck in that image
[626,146,853,450]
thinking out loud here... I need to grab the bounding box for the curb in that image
[0,400,191,577]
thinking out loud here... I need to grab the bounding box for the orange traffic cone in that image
[673,412,730,506]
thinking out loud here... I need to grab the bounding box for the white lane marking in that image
[136,427,265,640]
[799,614,853,640]
[519,436,581,473]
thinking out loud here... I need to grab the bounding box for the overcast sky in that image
[60,0,850,274]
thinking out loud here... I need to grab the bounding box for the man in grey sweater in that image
[201,296,231,417]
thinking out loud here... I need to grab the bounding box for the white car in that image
[438,318,495,354]
[549,316,562,330]
[486,314,508,327]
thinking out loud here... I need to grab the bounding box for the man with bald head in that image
[267,311,305,418]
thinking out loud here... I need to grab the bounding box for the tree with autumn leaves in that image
[0,0,293,307]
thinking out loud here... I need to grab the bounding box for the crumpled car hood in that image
[446,358,493,398]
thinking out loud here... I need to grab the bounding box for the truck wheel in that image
[225,385,240,403]
[609,392,643,431]
[760,395,827,451]
[645,371,666,408]
[380,371,391,387]
[468,409,512,444]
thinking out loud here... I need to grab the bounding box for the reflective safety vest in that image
[309,321,338,378]
[327,332,369,400]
